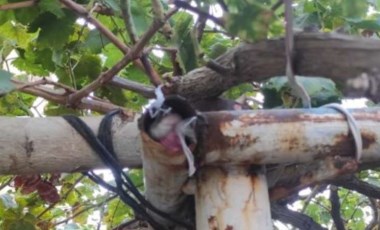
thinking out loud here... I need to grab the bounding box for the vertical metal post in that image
[195,166,273,230]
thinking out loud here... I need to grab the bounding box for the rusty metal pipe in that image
[195,166,272,229]
[199,108,380,166]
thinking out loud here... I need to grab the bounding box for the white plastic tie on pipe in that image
[177,116,197,176]
[322,103,363,161]
[148,85,171,118]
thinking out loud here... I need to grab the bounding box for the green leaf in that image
[342,0,368,18]
[5,220,36,230]
[353,209,364,218]
[12,47,54,76]
[173,12,198,73]
[35,48,56,72]
[294,12,320,30]
[208,43,228,59]
[95,65,149,110]
[103,0,121,14]
[97,84,147,110]
[130,1,153,36]
[72,205,90,224]
[0,21,33,49]
[104,198,133,227]
[39,0,65,18]
[305,203,320,221]
[83,29,110,53]
[9,0,40,25]
[123,65,149,83]
[224,1,275,41]
[200,32,237,59]
[348,19,380,31]
[1,210,37,230]
[0,69,15,95]
[52,50,67,67]
[223,83,253,100]
[303,0,317,13]
[23,213,37,224]
[0,0,14,26]
[73,54,102,80]
[29,205,49,218]
[103,44,124,68]
[262,76,342,108]
[75,184,98,200]
[66,191,79,207]
[127,169,144,190]
[2,208,20,220]
[28,10,77,49]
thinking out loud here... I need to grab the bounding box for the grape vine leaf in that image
[262,76,342,108]
[28,10,77,49]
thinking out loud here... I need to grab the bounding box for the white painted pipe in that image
[195,166,273,230]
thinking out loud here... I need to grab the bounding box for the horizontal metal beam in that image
[199,108,380,166]
[0,116,142,174]
[0,108,379,174]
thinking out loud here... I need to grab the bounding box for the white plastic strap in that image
[322,103,362,161]
[148,85,171,118]
[176,116,197,176]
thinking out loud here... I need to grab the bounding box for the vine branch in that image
[0,0,36,10]
[67,7,178,105]
[173,0,224,27]
[119,0,162,85]
[53,194,117,226]
[59,0,161,85]
[11,78,127,114]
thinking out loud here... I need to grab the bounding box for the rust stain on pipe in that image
[201,110,339,155]
[362,129,376,149]
[198,166,270,229]
[208,216,218,230]
[325,133,356,158]
[354,110,380,121]
[277,122,306,152]
[201,112,264,154]
[327,129,376,158]
[201,112,234,151]
[269,157,358,200]
[220,119,259,149]
[199,109,380,165]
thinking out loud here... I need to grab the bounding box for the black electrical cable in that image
[97,109,119,157]
[84,171,117,192]
[63,111,193,229]
[62,115,164,230]
[97,110,193,229]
